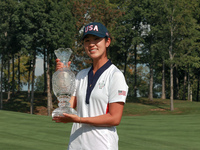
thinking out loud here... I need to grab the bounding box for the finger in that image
[67,61,71,68]
[60,62,64,68]
[52,116,62,120]
[53,117,63,123]
[52,118,58,121]
[56,58,60,62]
[63,113,70,117]
[56,62,64,70]
[63,113,75,118]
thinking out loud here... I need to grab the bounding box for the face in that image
[83,34,111,60]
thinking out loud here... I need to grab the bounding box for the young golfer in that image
[53,22,128,150]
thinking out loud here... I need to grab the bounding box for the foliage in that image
[1,0,200,114]
[35,74,44,92]
[2,55,31,91]
[71,0,123,71]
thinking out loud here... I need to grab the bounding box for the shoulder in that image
[108,64,127,85]
[109,64,124,77]
[76,67,91,79]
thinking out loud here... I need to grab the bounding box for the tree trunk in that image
[134,44,137,98]
[12,53,15,96]
[197,72,199,102]
[183,71,187,100]
[148,37,153,101]
[170,63,174,111]
[7,57,11,100]
[161,61,166,99]
[0,56,3,109]
[50,52,53,96]
[169,23,174,111]
[175,66,180,99]
[187,71,192,101]
[43,48,47,94]
[30,50,36,114]
[149,65,153,101]
[17,53,21,92]
[189,88,192,102]
[47,49,53,116]
[27,60,31,102]
[123,47,127,78]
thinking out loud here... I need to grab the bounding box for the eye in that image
[95,37,100,40]
[84,39,89,42]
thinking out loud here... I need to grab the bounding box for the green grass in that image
[118,115,200,150]
[0,110,71,150]
[123,97,200,116]
[1,110,200,150]
[1,93,200,149]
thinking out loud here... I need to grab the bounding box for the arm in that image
[69,96,77,109]
[81,102,124,126]
[53,102,124,127]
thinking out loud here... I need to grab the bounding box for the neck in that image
[92,57,108,74]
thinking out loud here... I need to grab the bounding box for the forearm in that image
[80,102,124,127]
[80,113,121,127]
[69,96,77,109]
[53,102,124,126]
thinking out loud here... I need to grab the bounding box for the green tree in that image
[43,0,75,116]
[0,0,19,100]
[72,0,123,72]
[192,1,200,101]
[110,0,144,98]
[35,75,44,92]
[141,0,169,101]
[163,0,199,109]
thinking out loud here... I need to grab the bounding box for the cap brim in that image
[82,32,107,40]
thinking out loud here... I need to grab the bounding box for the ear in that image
[106,38,111,48]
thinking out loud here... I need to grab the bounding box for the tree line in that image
[0,0,200,115]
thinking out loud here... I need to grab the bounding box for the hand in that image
[56,59,71,71]
[52,113,80,123]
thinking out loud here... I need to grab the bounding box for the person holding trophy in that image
[53,22,128,150]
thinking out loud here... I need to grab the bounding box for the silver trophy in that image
[52,48,77,118]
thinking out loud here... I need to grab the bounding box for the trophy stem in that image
[58,95,71,108]
[52,95,77,118]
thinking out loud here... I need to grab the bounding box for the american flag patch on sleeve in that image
[118,90,126,96]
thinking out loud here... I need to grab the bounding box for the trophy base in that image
[52,107,77,118]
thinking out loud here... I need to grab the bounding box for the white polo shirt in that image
[68,60,128,150]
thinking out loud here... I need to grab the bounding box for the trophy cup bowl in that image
[52,48,77,118]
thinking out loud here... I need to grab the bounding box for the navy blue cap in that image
[82,22,109,40]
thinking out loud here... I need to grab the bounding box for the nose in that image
[88,40,95,46]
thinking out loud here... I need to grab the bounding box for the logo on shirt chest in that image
[98,80,105,89]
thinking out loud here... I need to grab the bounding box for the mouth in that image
[89,49,97,52]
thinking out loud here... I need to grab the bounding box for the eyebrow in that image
[85,34,99,38]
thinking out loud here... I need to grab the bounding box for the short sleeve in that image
[108,71,128,103]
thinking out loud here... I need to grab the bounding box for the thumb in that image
[56,58,60,62]
[63,113,70,117]
[67,61,71,68]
